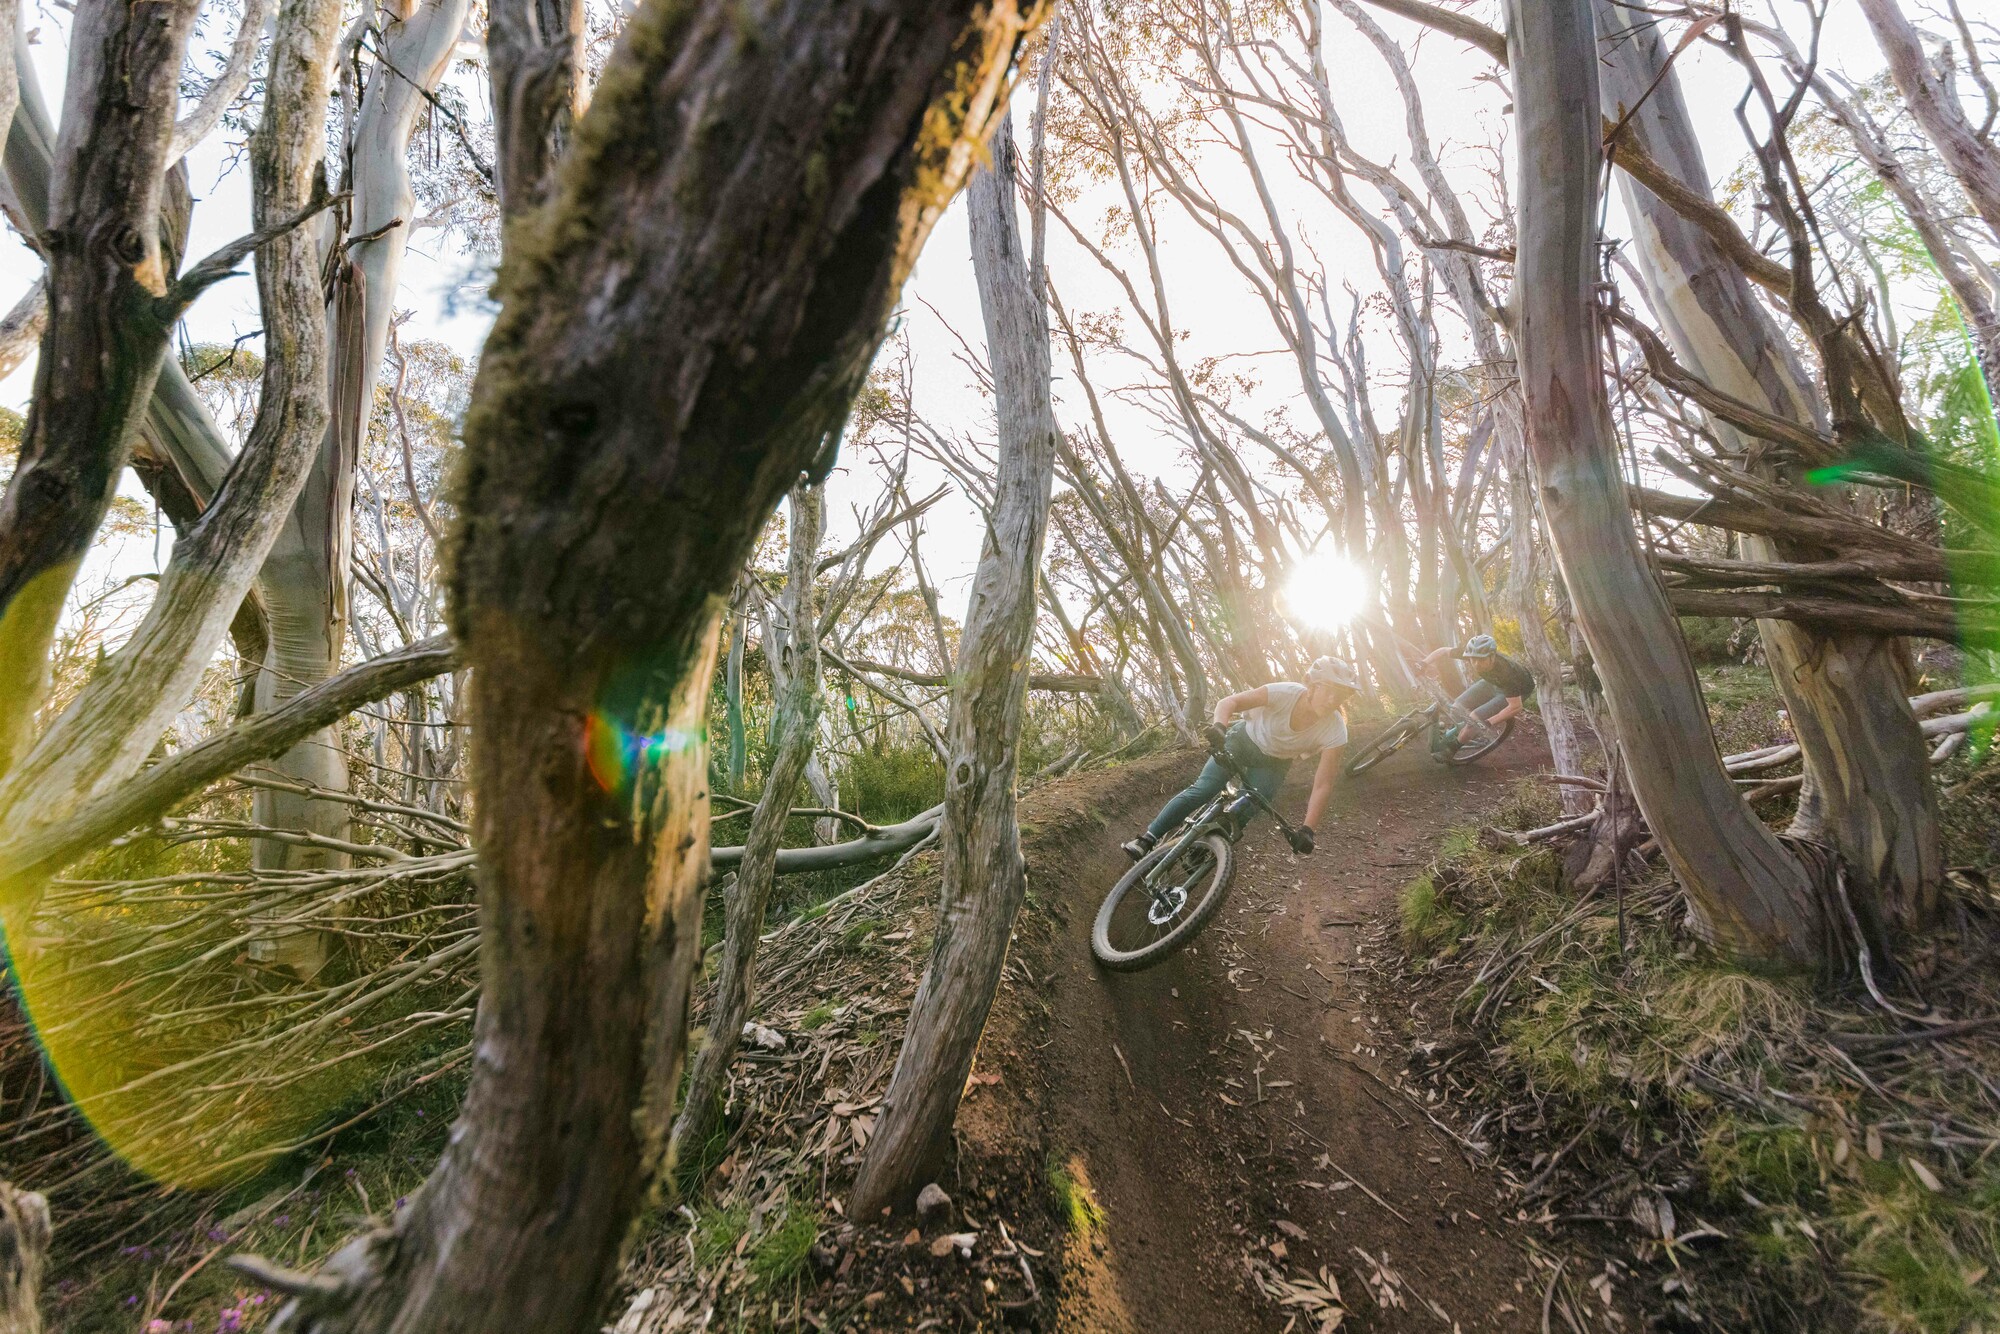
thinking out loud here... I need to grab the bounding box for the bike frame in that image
[1142,742,1301,890]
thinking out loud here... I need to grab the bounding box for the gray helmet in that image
[1305,656,1361,690]
[1461,634,1499,658]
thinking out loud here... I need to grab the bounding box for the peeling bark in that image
[852,108,1058,1214]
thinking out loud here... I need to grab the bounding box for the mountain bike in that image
[1343,687,1515,776]
[1091,730,1311,972]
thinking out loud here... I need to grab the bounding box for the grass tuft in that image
[748,1198,821,1290]
[1046,1151,1105,1238]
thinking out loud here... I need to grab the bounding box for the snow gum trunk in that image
[852,109,1059,1214]
[1506,0,1822,963]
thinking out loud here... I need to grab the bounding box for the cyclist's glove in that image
[1288,825,1316,856]
[1202,723,1229,755]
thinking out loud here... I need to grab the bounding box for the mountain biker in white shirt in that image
[1120,656,1359,862]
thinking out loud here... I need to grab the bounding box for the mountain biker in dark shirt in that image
[1419,634,1533,754]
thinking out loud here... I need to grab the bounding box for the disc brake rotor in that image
[1146,884,1189,925]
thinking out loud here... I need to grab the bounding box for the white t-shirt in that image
[1240,682,1348,760]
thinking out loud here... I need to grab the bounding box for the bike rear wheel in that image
[1092,832,1235,971]
[1345,712,1426,775]
[1443,715,1516,765]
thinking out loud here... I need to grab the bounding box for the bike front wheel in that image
[1092,832,1236,971]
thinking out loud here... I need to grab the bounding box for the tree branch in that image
[1357,0,1508,66]
[0,635,458,889]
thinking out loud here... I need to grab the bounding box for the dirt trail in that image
[1031,730,1557,1334]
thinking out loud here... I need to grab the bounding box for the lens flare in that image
[585,711,703,796]
[1281,550,1370,631]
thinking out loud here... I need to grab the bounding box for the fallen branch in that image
[0,635,460,892]
[843,656,1104,695]
[710,803,944,875]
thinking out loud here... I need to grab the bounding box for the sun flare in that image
[1281,550,1370,631]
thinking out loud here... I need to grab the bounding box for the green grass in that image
[748,1199,821,1289]
[693,1199,753,1270]
[799,1000,837,1031]
[1398,876,1463,956]
[1046,1151,1105,1239]
[1400,662,2000,1334]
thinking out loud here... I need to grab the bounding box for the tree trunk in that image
[851,109,1058,1215]
[0,1182,47,1334]
[1595,0,1940,929]
[0,0,200,773]
[1506,0,1821,962]
[252,3,1030,1328]
[1501,410,1594,815]
[1858,0,2000,251]
[670,484,824,1171]
[725,610,748,794]
[248,0,474,972]
[0,0,343,912]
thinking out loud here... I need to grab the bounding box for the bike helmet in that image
[1305,656,1361,690]
[1459,634,1499,659]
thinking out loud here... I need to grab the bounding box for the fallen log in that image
[842,656,1104,695]
[711,803,944,875]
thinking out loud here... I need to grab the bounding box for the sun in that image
[1281,550,1370,631]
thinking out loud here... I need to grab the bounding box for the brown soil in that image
[995,726,1594,1333]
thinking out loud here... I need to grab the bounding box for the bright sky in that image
[0,1,1913,619]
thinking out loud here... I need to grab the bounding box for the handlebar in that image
[1202,728,1309,846]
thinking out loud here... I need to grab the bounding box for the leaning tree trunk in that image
[851,109,1059,1214]
[1595,0,1940,929]
[0,0,346,898]
[0,0,200,773]
[247,0,473,975]
[1506,0,1821,962]
[670,483,824,1171]
[1858,0,2000,252]
[250,3,1030,1329]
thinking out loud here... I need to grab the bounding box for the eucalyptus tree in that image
[0,0,350,912]
[671,482,826,1171]
[1859,0,2000,254]
[1506,0,1823,961]
[854,100,1062,1214]
[1594,0,1940,927]
[233,2,1038,1326]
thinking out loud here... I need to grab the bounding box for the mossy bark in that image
[259,3,1034,1329]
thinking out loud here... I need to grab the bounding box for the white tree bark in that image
[1507,0,1821,962]
[248,0,475,969]
[1596,0,1940,927]
[0,0,344,903]
[852,107,1059,1213]
[669,483,824,1170]
[1859,0,2000,250]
